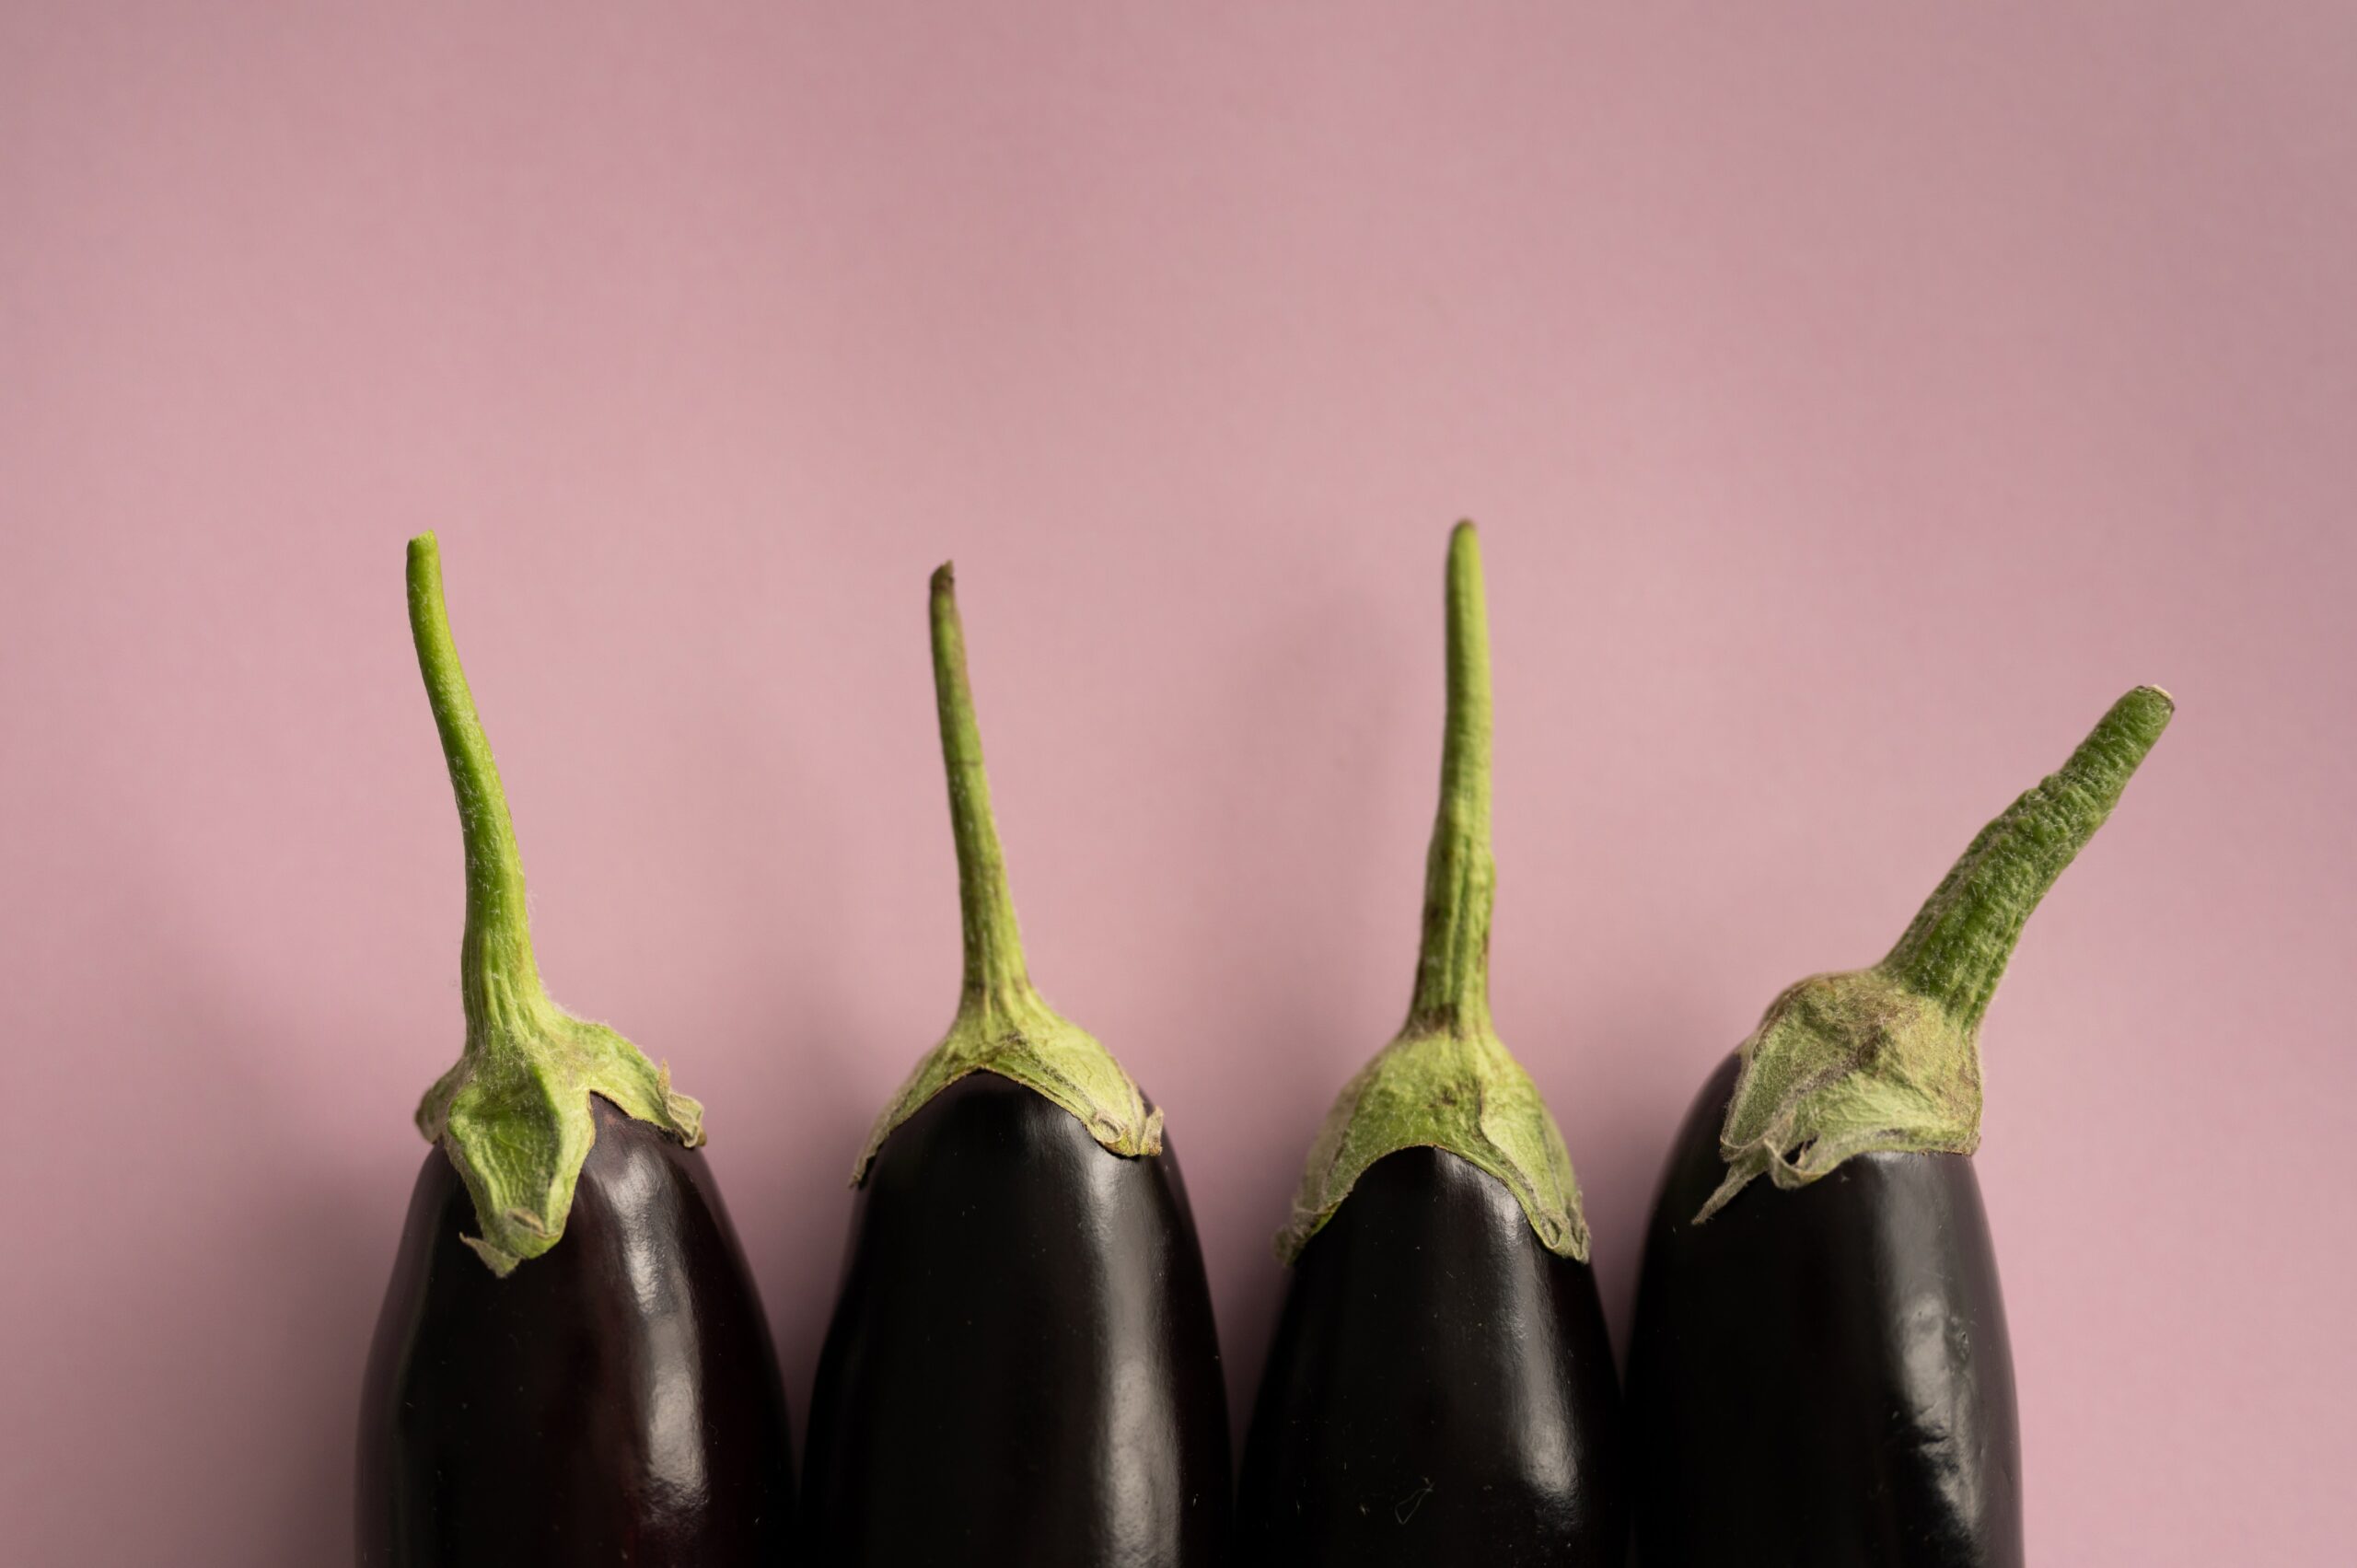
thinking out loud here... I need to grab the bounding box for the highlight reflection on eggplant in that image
[1237,523,1626,1567]
[798,563,1229,1568]
[356,535,793,1567]
[1626,685,2174,1567]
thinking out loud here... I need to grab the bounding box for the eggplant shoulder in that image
[1627,1053,2020,1568]
[357,1097,795,1568]
[1240,1145,1625,1568]
[802,1072,1230,1568]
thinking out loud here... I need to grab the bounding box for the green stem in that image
[851,560,1157,1179]
[1880,684,2175,1028]
[930,563,1034,1013]
[407,533,547,1030]
[1406,521,1495,1038]
[1276,521,1589,1262]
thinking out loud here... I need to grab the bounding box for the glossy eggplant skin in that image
[1237,1147,1628,1567]
[356,1097,794,1567]
[1627,1053,2022,1567]
[801,1072,1230,1568]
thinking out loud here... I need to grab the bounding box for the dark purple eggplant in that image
[1625,685,2174,1567]
[1237,523,1626,1567]
[356,535,793,1567]
[798,564,1229,1568]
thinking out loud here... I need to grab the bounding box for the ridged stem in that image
[1406,521,1496,1038]
[930,563,1035,1015]
[407,533,547,1031]
[1881,684,2176,1028]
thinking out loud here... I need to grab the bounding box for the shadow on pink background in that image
[3,6,2351,1562]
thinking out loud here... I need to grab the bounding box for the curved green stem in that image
[931,563,1035,1013]
[1880,684,2175,1028]
[407,533,546,1028]
[851,562,1160,1181]
[1700,682,2175,1221]
[402,533,702,1275]
[1406,521,1496,1038]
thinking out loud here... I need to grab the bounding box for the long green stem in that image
[1881,684,2175,1028]
[931,563,1033,1012]
[852,561,1156,1179]
[1278,521,1588,1262]
[407,533,546,1029]
[1406,521,1496,1037]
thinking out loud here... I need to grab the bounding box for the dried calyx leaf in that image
[1278,523,1589,1264]
[406,534,703,1275]
[851,564,1160,1182]
[1699,684,2175,1221]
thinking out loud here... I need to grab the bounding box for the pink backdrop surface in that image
[4,5,2351,1562]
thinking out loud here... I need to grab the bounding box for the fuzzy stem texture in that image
[408,536,547,1029]
[932,564,1036,1012]
[1700,684,2175,1221]
[1880,685,2176,1028]
[405,534,702,1275]
[850,563,1160,1182]
[1407,523,1496,1039]
[1278,522,1590,1263]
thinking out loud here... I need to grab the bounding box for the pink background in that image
[4,5,2351,1562]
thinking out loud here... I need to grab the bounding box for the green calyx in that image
[1277,523,1589,1264]
[1698,683,2175,1222]
[851,564,1161,1183]
[406,534,703,1275]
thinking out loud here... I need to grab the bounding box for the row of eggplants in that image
[357,524,2172,1567]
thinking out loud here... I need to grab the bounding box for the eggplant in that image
[356,536,793,1567]
[1237,523,1626,1567]
[798,563,1230,1567]
[1625,685,2174,1567]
